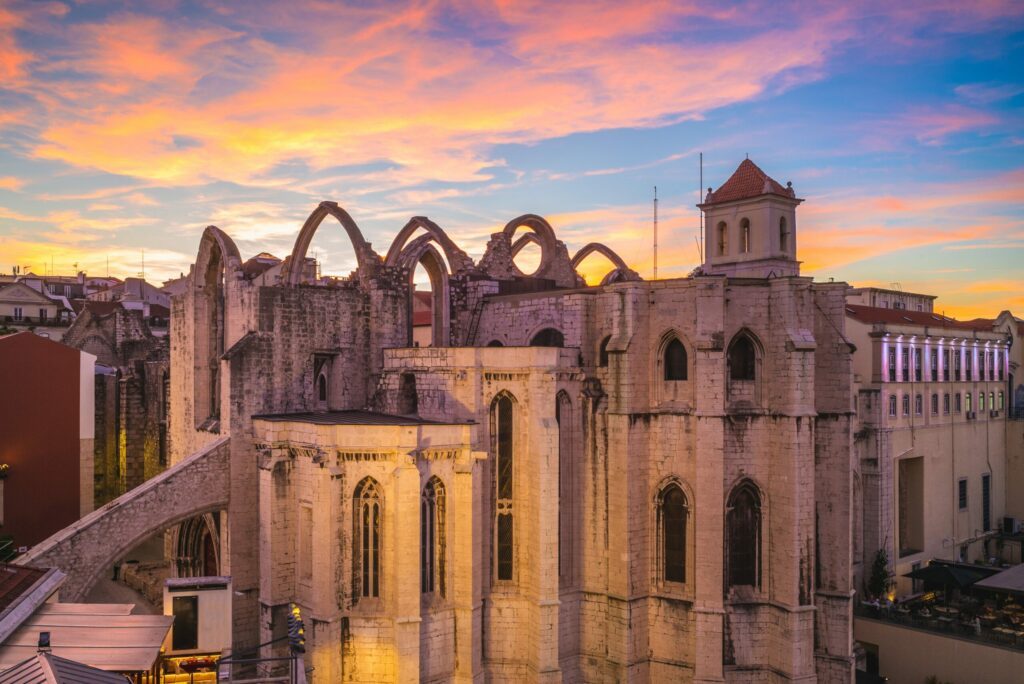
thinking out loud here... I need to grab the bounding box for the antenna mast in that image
[699,152,704,264]
[653,185,658,280]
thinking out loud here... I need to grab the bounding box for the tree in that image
[867,548,891,598]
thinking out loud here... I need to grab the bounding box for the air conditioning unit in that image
[1004,517,1022,535]
[990,410,1000,418]
[966,411,976,420]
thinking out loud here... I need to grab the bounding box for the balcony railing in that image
[855,603,1024,651]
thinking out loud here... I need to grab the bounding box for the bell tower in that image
[698,159,803,278]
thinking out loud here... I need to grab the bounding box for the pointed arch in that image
[658,330,690,382]
[406,241,450,346]
[285,201,380,286]
[569,242,640,286]
[491,391,517,583]
[421,476,447,597]
[193,225,241,430]
[727,329,763,381]
[657,481,689,584]
[502,214,559,277]
[726,478,763,590]
[354,476,383,600]
[384,216,475,274]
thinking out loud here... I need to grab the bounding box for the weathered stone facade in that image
[165,160,855,682]
[63,302,171,503]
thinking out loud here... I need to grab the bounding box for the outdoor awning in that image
[0,602,172,672]
[973,563,1024,596]
[902,563,997,589]
[0,651,129,683]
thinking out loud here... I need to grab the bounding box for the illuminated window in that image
[659,484,688,584]
[726,481,762,589]
[955,392,961,413]
[355,478,382,599]
[915,394,922,415]
[966,392,972,413]
[903,394,910,416]
[421,477,446,597]
[664,338,687,381]
[493,393,515,582]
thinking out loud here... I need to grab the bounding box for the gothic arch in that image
[502,214,559,277]
[194,225,243,286]
[725,477,766,591]
[285,201,380,286]
[570,242,640,285]
[405,240,450,346]
[384,216,475,274]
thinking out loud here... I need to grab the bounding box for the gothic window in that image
[530,328,564,347]
[354,478,382,600]
[888,395,897,416]
[659,484,688,583]
[740,218,751,253]
[493,393,515,582]
[717,222,728,255]
[664,338,687,381]
[779,216,789,252]
[726,481,762,589]
[598,335,611,368]
[728,334,757,381]
[317,372,327,402]
[421,477,446,597]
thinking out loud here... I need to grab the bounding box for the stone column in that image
[452,450,482,682]
[393,454,421,684]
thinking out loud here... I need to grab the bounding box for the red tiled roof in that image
[0,564,47,614]
[702,159,797,206]
[149,304,170,318]
[845,304,996,332]
[241,253,281,280]
[81,301,120,317]
[412,310,432,326]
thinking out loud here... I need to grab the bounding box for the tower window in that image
[779,216,789,252]
[664,338,687,381]
[659,484,688,584]
[726,481,762,589]
[493,393,515,582]
[728,334,756,381]
[740,218,751,254]
[354,478,382,600]
[421,477,446,596]
[717,222,728,256]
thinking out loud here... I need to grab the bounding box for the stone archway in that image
[15,438,230,601]
[284,202,381,286]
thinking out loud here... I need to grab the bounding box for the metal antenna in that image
[653,186,658,280]
[699,152,704,263]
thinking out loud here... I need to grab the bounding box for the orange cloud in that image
[0,176,24,191]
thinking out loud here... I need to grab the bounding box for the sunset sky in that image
[1,1,1022,317]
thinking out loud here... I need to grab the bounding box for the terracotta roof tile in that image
[702,159,797,206]
[0,564,47,614]
[845,304,997,332]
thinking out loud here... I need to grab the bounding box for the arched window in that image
[421,477,446,597]
[493,394,515,581]
[354,478,382,599]
[717,221,728,256]
[659,484,688,583]
[598,335,611,368]
[726,481,762,589]
[664,338,687,381]
[779,216,789,252]
[530,328,564,347]
[728,334,756,381]
[486,339,504,347]
[740,218,751,253]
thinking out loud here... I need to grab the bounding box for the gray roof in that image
[973,562,1024,595]
[0,652,128,683]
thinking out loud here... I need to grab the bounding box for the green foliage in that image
[867,548,890,598]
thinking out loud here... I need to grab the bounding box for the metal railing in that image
[855,604,1024,651]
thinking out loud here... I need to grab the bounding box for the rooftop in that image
[845,304,997,332]
[252,409,471,426]
[700,159,799,206]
